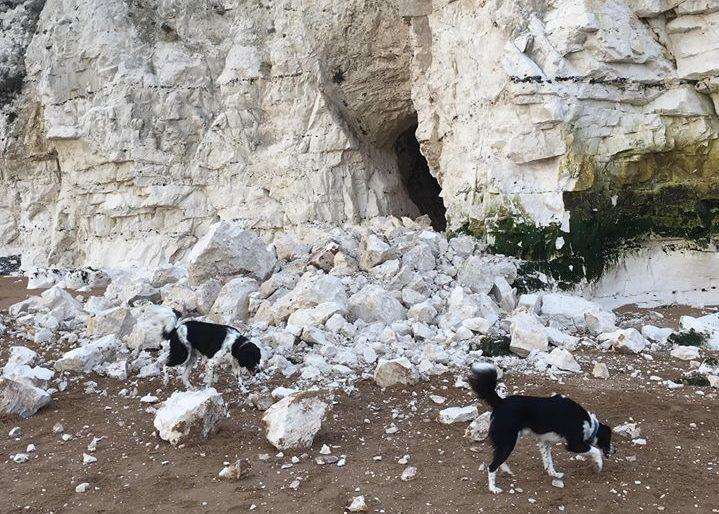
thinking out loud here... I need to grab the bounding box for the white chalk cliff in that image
[1,0,718,272]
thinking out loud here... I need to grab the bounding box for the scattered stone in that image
[153,388,227,445]
[599,329,648,354]
[218,459,252,480]
[83,453,97,465]
[437,405,478,424]
[11,453,29,463]
[359,234,392,270]
[592,362,610,379]
[348,285,406,324]
[347,496,367,512]
[614,422,641,439]
[429,394,446,404]
[262,391,329,450]
[75,483,90,493]
[401,466,418,481]
[8,426,22,438]
[465,411,491,441]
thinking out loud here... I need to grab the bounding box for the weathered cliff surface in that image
[1,0,718,277]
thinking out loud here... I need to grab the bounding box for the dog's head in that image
[234,340,262,374]
[595,423,615,457]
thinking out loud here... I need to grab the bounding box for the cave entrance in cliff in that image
[393,124,447,231]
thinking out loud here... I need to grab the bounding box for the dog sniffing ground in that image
[2,277,718,513]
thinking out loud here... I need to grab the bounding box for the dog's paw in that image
[550,471,564,479]
[489,486,503,494]
[595,462,603,473]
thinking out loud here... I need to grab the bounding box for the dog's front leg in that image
[539,443,564,478]
[586,446,603,472]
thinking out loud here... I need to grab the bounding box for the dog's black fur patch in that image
[183,320,233,359]
[231,336,261,371]
[165,328,189,366]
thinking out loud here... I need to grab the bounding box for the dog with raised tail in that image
[163,318,261,390]
[468,363,614,494]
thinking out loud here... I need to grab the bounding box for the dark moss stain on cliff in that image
[481,144,719,290]
[0,0,47,109]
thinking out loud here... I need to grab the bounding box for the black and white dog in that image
[469,363,614,494]
[163,318,262,389]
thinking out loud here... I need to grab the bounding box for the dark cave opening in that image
[394,124,447,232]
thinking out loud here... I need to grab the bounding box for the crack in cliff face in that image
[394,123,447,231]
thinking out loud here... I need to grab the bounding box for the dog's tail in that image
[468,363,502,410]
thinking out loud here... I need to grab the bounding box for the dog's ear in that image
[596,423,613,456]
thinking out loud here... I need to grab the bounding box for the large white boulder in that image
[262,392,329,450]
[40,285,85,321]
[0,378,52,419]
[287,302,346,331]
[4,346,37,368]
[546,347,581,372]
[509,312,549,356]
[457,255,517,294]
[162,279,221,315]
[125,304,177,351]
[348,285,406,324]
[209,277,259,326]
[641,325,673,343]
[186,222,277,285]
[679,313,719,349]
[272,273,347,323]
[359,234,392,270]
[670,345,701,361]
[153,388,227,445]
[598,328,648,354]
[540,293,613,330]
[54,335,123,373]
[373,357,419,388]
[87,306,135,339]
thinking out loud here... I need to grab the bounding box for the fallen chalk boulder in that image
[154,388,227,445]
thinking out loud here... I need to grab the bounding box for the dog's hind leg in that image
[181,351,196,390]
[204,359,217,388]
[488,441,516,494]
[539,442,564,478]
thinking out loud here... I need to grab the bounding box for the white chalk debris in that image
[262,392,329,450]
[153,388,227,445]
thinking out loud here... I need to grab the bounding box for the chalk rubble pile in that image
[2,217,718,443]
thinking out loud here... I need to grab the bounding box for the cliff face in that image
[1,0,718,273]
